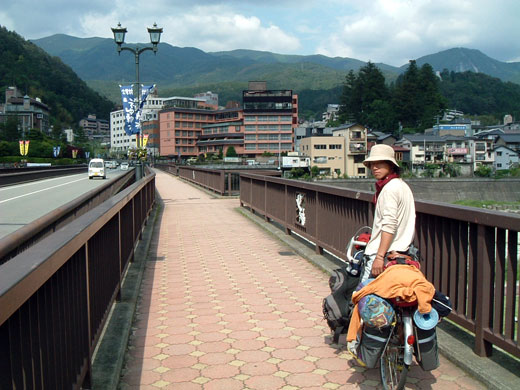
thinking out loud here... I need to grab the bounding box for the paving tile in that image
[118,171,488,390]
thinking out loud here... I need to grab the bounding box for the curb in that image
[91,199,161,390]
[236,206,520,390]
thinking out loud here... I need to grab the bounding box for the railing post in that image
[315,190,323,254]
[83,242,93,389]
[284,183,291,235]
[475,224,493,357]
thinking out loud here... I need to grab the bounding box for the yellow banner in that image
[142,134,149,148]
[19,140,30,156]
[72,149,78,159]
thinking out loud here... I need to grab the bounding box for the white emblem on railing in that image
[296,192,306,226]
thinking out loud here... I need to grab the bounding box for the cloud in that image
[316,0,520,66]
[2,0,520,65]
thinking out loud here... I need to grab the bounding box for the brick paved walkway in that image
[118,170,486,389]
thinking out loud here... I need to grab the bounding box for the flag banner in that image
[72,149,78,159]
[19,140,24,156]
[140,85,154,110]
[23,141,30,156]
[142,134,149,148]
[85,151,90,159]
[120,84,137,135]
[53,146,58,157]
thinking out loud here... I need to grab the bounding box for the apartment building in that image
[196,109,244,156]
[300,136,346,177]
[79,114,109,142]
[0,86,50,134]
[332,123,368,178]
[242,81,298,158]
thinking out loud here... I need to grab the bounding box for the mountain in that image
[409,47,520,84]
[26,32,520,120]
[0,27,115,125]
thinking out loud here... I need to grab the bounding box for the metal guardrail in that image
[0,170,135,264]
[0,171,155,389]
[155,163,281,196]
[239,173,520,359]
[0,165,88,186]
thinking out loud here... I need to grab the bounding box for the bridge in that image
[1,167,519,389]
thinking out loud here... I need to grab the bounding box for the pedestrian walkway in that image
[118,170,486,390]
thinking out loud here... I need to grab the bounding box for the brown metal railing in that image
[0,172,155,389]
[155,164,281,196]
[240,173,520,359]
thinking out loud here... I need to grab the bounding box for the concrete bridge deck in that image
[115,170,488,389]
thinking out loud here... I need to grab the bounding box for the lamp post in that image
[111,22,163,180]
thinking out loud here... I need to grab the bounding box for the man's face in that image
[369,161,393,180]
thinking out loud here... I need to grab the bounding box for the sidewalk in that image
[118,170,487,390]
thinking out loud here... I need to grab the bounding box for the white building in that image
[110,94,166,155]
[493,145,519,171]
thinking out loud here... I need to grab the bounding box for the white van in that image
[88,158,106,179]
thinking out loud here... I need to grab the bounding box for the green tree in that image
[475,164,492,177]
[225,146,237,157]
[0,116,21,141]
[393,60,422,129]
[338,70,357,124]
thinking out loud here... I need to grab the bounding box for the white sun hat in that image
[363,144,399,168]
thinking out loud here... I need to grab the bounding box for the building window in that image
[245,134,256,140]
[245,143,256,150]
[357,167,366,174]
[245,125,256,132]
[314,144,326,150]
[329,144,342,149]
[497,151,502,156]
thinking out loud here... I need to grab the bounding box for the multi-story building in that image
[493,145,519,171]
[110,109,137,155]
[79,114,109,142]
[300,136,346,177]
[322,104,340,122]
[194,91,219,107]
[332,123,369,178]
[196,109,244,156]
[242,81,298,158]
[294,123,331,154]
[159,105,219,158]
[0,86,50,134]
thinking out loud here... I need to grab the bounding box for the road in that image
[0,168,127,240]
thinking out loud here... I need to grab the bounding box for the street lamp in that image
[111,22,163,180]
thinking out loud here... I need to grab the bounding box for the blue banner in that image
[120,84,155,136]
[120,85,136,135]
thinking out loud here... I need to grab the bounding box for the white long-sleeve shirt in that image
[364,178,416,256]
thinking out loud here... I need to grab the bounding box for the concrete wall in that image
[321,178,520,203]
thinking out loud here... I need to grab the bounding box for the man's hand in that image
[371,257,385,276]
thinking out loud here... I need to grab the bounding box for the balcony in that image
[349,143,366,154]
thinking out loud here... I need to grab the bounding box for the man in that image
[361,144,416,282]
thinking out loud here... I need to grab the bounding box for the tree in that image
[338,70,357,124]
[338,62,394,131]
[0,116,21,141]
[225,146,237,157]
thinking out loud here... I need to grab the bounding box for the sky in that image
[2,0,519,67]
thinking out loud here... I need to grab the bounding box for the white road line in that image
[0,177,87,204]
[0,173,85,192]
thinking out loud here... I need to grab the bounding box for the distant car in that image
[105,160,117,169]
[120,162,129,170]
[88,158,106,179]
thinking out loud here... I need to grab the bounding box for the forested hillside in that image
[439,70,520,118]
[0,27,115,129]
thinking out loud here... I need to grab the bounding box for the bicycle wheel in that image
[380,343,409,390]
